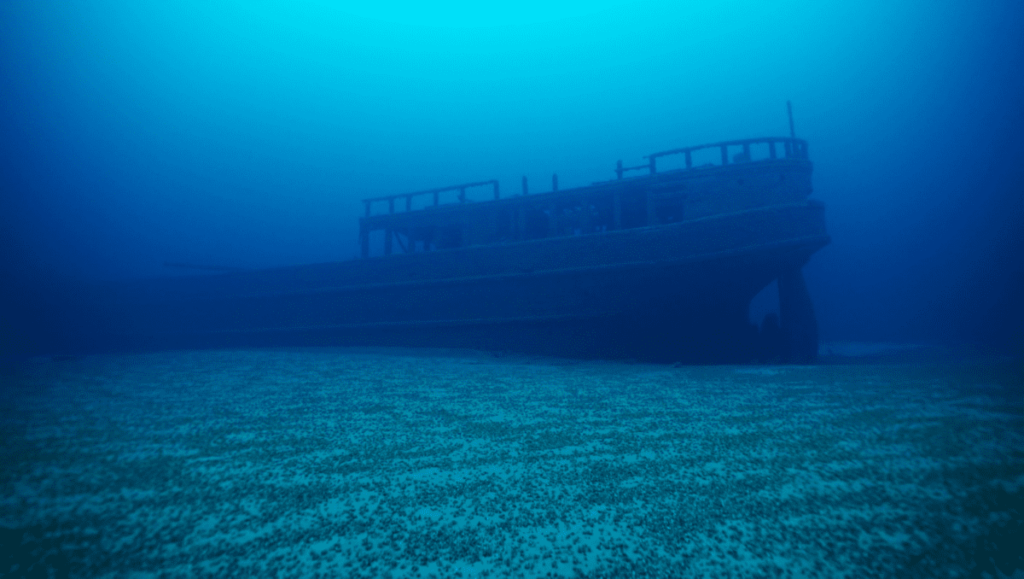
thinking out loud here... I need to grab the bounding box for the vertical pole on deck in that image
[522,176,528,195]
[616,160,624,180]
[552,174,558,192]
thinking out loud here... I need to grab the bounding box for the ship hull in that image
[87,201,828,362]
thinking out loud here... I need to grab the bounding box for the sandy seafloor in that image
[1,348,1022,578]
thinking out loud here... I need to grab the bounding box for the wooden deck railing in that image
[357,134,810,257]
[362,180,499,217]
[616,137,808,179]
[362,137,808,216]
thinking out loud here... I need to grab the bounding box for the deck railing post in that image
[649,157,656,175]
[522,176,528,195]
[406,196,412,211]
[742,142,750,161]
[493,181,500,200]
[616,160,624,180]
[434,191,440,206]
[769,140,777,159]
[552,173,558,192]
[721,145,729,165]
[685,150,692,169]
[359,221,369,258]
[458,188,466,203]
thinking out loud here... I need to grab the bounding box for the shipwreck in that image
[91,111,829,363]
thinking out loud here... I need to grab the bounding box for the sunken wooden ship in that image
[92,129,828,363]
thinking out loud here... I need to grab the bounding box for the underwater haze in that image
[1,0,1022,356]
[2,3,1024,578]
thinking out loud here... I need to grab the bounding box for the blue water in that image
[2,0,1022,356]
[1,1,1023,576]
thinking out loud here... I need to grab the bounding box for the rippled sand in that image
[2,349,1022,578]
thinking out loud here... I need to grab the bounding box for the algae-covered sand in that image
[1,348,1021,578]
